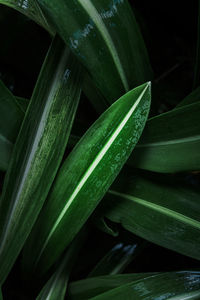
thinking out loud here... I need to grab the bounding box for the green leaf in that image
[0,79,24,171]
[88,240,146,277]
[22,82,151,276]
[37,0,153,104]
[97,168,200,261]
[68,273,157,300]
[0,0,54,34]
[16,97,29,113]
[176,86,200,108]
[0,95,28,172]
[88,271,200,300]
[36,230,86,300]
[92,215,118,237]
[82,73,108,114]
[128,101,200,173]
[0,288,2,300]
[0,35,82,284]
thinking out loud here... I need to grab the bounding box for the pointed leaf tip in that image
[23,83,151,275]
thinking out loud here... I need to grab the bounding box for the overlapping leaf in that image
[0,35,82,284]
[176,86,200,108]
[96,168,200,261]
[69,273,157,300]
[88,240,146,277]
[0,80,24,171]
[128,101,200,173]
[3,92,200,174]
[37,0,152,105]
[36,230,86,300]
[0,0,53,34]
[87,271,200,299]
[22,82,151,276]
[0,95,28,171]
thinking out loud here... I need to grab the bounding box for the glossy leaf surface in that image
[69,273,157,300]
[23,82,151,275]
[98,168,200,261]
[0,35,82,284]
[37,0,152,104]
[0,0,53,34]
[0,80,24,171]
[88,271,200,299]
[129,102,200,173]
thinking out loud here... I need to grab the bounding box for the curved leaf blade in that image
[36,230,86,300]
[98,168,200,261]
[128,102,200,173]
[88,240,146,277]
[37,0,152,104]
[0,0,54,34]
[88,272,200,300]
[23,82,151,276]
[0,35,82,284]
[176,86,200,108]
[69,273,157,300]
[0,80,24,171]
[15,97,29,113]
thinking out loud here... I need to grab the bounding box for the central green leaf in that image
[22,82,151,276]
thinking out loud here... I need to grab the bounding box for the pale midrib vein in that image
[0,49,70,254]
[78,0,129,91]
[35,84,149,264]
[137,135,200,148]
[108,190,200,230]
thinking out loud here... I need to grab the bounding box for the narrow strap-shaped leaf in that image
[128,101,200,173]
[22,82,151,276]
[37,0,152,104]
[0,0,54,34]
[82,73,108,114]
[15,97,29,113]
[169,290,200,300]
[68,273,158,300]
[88,240,146,277]
[0,35,82,284]
[88,271,200,300]
[0,95,28,172]
[169,289,200,300]
[176,86,200,108]
[0,79,24,171]
[97,168,200,261]
[36,229,87,300]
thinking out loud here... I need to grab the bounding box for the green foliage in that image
[0,34,82,284]
[68,272,200,300]
[22,82,150,276]
[0,0,199,299]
